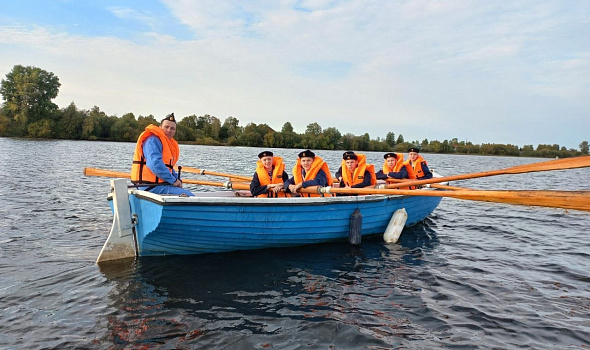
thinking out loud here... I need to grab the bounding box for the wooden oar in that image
[300,186,590,212]
[429,184,471,190]
[84,167,590,211]
[385,156,590,189]
[178,166,252,182]
[83,167,250,190]
[385,178,472,191]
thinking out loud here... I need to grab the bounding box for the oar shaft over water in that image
[178,166,252,181]
[386,155,590,189]
[83,167,250,190]
[299,186,590,212]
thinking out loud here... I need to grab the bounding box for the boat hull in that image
[113,191,441,257]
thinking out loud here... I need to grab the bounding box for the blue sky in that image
[1,0,588,149]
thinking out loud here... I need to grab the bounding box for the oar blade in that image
[314,186,590,212]
[505,156,590,174]
[442,190,590,212]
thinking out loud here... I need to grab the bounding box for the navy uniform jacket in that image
[283,169,329,193]
[375,166,409,180]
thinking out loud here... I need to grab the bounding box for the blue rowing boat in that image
[97,179,442,262]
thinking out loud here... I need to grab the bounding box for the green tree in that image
[221,116,241,142]
[281,122,294,133]
[580,141,589,155]
[110,113,139,142]
[235,123,264,147]
[176,114,198,142]
[385,132,395,148]
[99,115,119,140]
[27,119,55,138]
[82,106,107,140]
[194,114,221,140]
[57,102,85,139]
[137,114,157,131]
[0,65,60,135]
[275,122,300,148]
[340,133,355,150]
[305,122,322,136]
[0,112,10,136]
[322,127,342,150]
[356,133,371,151]
[396,134,404,144]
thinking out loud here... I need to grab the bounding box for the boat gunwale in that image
[107,188,441,207]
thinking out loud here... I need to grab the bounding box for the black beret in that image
[383,152,397,159]
[408,147,420,153]
[298,150,315,158]
[343,153,358,160]
[258,151,273,158]
[161,113,176,124]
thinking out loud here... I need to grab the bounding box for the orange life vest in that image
[341,153,377,187]
[254,156,287,198]
[131,124,179,184]
[292,156,333,197]
[382,153,405,173]
[405,155,427,179]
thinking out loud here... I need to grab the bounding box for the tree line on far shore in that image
[1,64,588,158]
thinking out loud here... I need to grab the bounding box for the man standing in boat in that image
[405,147,433,180]
[284,150,333,197]
[250,150,289,197]
[131,113,194,196]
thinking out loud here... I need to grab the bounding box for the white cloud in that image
[0,0,588,148]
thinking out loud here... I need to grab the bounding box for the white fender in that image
[383,208,408,243]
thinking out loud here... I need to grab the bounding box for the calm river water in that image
[0,138,589,349]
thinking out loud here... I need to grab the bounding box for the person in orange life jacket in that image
[405,147,433,180]
[334,151,355,182]
[376,152,410,180]
[131,113,194,196]
[335,151,377,189]
[284,150,332,196]
[250,150,289,197]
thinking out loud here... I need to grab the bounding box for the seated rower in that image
[405,147,433,180]
[376,152,411,180]
[250,150,288,197]
[336,151,376,189]
[284,150,333,197]
[131,113,194,196]
[335,151,354,182]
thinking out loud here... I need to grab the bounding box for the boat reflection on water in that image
[98,227,441,349]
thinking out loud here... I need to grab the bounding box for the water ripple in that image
[1,139,589,349]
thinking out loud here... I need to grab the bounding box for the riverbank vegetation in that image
[2,65,588,158]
